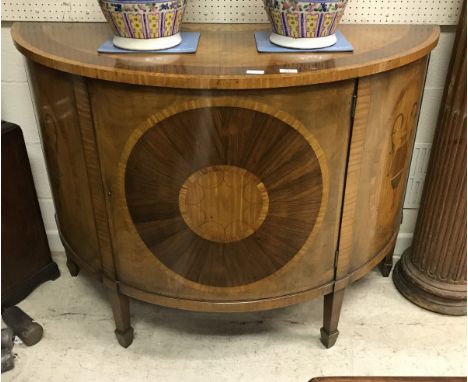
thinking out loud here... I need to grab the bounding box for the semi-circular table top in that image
[12,22,439,89]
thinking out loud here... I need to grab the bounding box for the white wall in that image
[0,22,456,253]
[2,0,464,24]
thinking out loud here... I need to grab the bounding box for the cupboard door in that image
[336,58,429,281]
[90,81,354,307]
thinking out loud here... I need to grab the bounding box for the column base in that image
[393,249,467,316]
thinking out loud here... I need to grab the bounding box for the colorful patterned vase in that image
[98,0,187,50]
[263,0,348,49]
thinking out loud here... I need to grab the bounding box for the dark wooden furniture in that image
[12,22,439,348]
[1,122,60,309]
[393,3,467,315]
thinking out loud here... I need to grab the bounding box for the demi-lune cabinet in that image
[12,22,439,348]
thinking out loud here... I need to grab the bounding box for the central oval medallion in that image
[179,165,269,243]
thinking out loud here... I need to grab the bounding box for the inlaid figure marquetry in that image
[13,22,439,348]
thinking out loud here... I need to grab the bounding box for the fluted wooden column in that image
[393,3,467,315]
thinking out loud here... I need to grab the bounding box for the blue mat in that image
[97,32,200,53]
[254,30,353,53]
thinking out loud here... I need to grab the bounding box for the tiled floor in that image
[3,253,466,382]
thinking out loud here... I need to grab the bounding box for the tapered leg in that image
[66,259,80,277]
[379,251,394,277]
[108,289,134,348]
[320,288,345,348]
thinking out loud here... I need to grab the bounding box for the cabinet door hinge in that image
[332,250,340,283]
[351,94,358,119]
[334,250,340,268]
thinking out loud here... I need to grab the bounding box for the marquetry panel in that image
[11,23,439,90]
[72,77,114,278]
[336,58,428,280]
[178,165,270,243]
[125,106,324,287]
[27,62,102,274]
[84,78,354,305]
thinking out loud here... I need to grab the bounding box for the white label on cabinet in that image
[246,70,265,75]
[279,68,298,74]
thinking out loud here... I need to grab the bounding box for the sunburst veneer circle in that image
[125,106,324,287]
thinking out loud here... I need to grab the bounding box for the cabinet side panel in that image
[27,61,102,276]
[337,58,428,280]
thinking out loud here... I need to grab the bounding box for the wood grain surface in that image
[178,165,270,243]
[27,62,103,276]
[335,58,429,285]
[124,105,325,287]
[12,23,439,89]
[88,81,352,302]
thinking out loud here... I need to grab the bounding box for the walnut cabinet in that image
[12,22,439,348]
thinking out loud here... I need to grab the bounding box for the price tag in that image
[246,70,265,75]
[279,68,298,74]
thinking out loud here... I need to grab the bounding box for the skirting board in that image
[46,230,65,252]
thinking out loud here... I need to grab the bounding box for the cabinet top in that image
[12,22,439,89]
